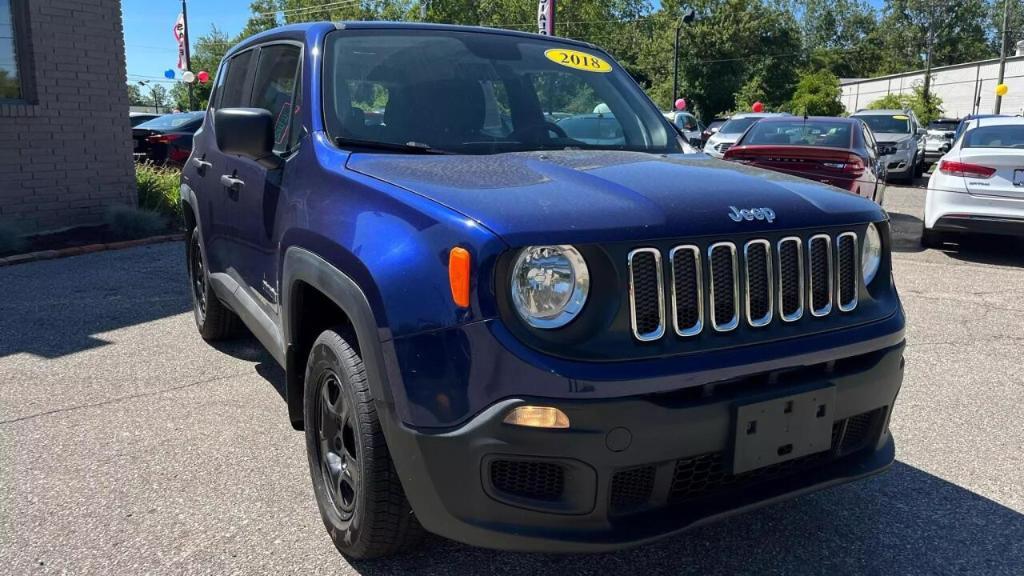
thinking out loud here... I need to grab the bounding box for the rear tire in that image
[187,227,240,341]
[303,329,426,560]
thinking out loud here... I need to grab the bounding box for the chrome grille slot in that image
[808,234,833,316]
[670,245,703,336]
[708,242,739,332]
[836,232,858,312]
[628,248,665,341]
[777,237,804,322]
[743,240,773,327]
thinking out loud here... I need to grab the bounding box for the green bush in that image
[136,162,182,221]
[0,223,26,256]
[105,205,168,240]
[790,70,844,117]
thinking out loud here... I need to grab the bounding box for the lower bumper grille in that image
[490,459,565,502]
[608,407,887,515]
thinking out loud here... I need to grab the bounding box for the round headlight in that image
[510,245,589,329]
[862,223,882,285]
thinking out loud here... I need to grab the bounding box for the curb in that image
[0,233,185,268]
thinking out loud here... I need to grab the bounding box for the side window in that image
[218,49,255,108]
[862,124,877,159]
[251,44,302,154]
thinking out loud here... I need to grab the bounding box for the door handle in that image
[220,175,245,191]
[192,158,212,172]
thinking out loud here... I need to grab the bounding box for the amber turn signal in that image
[503,406,570,429]
[448,247,471,308]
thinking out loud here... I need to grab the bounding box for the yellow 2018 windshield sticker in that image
[544,49,613,73]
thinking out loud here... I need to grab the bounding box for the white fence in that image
[841,54,1024,118]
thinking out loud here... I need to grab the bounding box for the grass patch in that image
[136,162,182,221]
[105,205,169,240]
[0,223,26,256]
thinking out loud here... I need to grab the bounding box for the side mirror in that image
[214,108,282,170]
[917,127,927,136]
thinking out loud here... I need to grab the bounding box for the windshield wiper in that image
[334,137,451,155]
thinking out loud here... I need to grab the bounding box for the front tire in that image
[187,227,239,340]
[303,329,425,559]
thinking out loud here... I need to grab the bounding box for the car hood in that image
[872,133,914,144]
[347,150,883,246]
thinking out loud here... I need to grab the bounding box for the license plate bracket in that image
[732,386,836,475]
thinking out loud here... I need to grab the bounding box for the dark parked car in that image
[183,22,905,560]
[724,116,886,204]
[132,111,204,166]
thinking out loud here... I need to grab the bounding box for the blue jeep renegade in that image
[182,22,906,559]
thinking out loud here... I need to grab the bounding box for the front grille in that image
[609,465,656,514]
[836,232,858,311]
[877,144,897,155]
[489,460,565,502]
[715,142,732,154]
[628,230,861,341]
[808,234,833,317]
[628,249,665,340]
[708,243,739,331]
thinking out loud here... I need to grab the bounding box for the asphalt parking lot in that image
[1,182,1023,575]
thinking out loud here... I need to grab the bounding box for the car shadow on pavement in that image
[888,212,926,254]
[347,462,1023,576]
[888,210,1024,267]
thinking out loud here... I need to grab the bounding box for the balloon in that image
[182,71,196,83]
[752,101,765,113]
[674,98,687,111]
[163,69,175,79]
[197,71,210,84]
[996,83,1009,96]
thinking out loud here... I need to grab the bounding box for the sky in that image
[121,0,890,90]
[121,0,250,88]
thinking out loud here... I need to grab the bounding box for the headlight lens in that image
[862,223,882,285]
[511,245,589,329]
[897,139,912,150]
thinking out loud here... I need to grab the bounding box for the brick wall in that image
[0,0,136,235]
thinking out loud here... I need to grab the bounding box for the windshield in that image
[962,125,1024,148]
[719,117,760,134]
[859,115,910,134]
[136,113,203,131]
[323,30,679,155]
[743,120,852,148]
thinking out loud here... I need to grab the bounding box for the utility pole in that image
[922,5,934,120]
[181,0,194,111]
[420,0,428,21]
[995,0,1011,113]
[672,9,696,110]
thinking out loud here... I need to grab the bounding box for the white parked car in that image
[703,112,790,158]
[923,116,1024,247]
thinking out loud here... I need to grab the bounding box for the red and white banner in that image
[173,13,187,71]
[537,0,554,36]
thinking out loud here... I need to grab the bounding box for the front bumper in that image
[386,340,905,552]
[882,148,915,174]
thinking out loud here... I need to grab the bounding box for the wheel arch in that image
[281,247,397,431]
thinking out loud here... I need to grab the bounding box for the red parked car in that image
[723,116,886,204]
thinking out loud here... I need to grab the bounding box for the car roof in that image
[227,20,603,59]
[729,112,790,119]
[966,116,1024,128]
[754,116,857,123]
[852,109,912,116]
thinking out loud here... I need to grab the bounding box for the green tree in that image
[789,69,844,115]
[866,83,943,124]
[127,83,146,106]
[798,0,882,78]
[148,84,169,110]
[873,0,993,75]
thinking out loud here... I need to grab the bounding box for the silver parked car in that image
[852,109,926,183]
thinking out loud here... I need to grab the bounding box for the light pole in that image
[995,0,1012,113]
[672,9,696,110]
[180,0,194,111]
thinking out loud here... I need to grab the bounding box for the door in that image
[198,48,257,273]
[226,43,304,314]
[957,122,1024,199]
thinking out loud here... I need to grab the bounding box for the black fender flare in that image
[179,182,200,229]
[280,247,397,430]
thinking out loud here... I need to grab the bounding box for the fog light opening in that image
[503,406,570,429]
